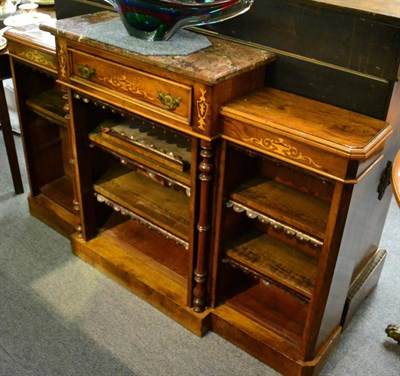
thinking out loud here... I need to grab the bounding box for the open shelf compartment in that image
[26,88,68,127]
[40,175,75,214]
[90,118,192,173]
[225,231,317,299]
[89,131,191,191]
[229,177,330,242]
[93,164,191,247]
[99,213,189,286]
[225,281,309,343]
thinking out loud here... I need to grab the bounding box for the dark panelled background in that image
[54,0,400,120]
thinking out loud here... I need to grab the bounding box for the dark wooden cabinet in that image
[5,1,399,374]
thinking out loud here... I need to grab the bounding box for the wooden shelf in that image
[226,282,308,342]
[225,231,317,299]
[91,119,192,172]
[26,89,67,127]
[40,175,75,213]
[100,214,188,286]
[89,131,191,189]
[94,164,190,244]
[230,177,330,240]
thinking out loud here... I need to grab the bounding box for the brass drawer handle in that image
[158,91,181,111]
[78,64,96,79]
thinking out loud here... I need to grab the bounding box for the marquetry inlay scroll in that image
[196,88,209,131]
[13,49,57,71]
[243,136,322,170]
[57,41,67,79]
[95,193,189,250]
[98,74,156,101]
[226,200,323,248]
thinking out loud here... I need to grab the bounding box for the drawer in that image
[69,49,192,125]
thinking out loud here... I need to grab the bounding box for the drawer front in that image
[222,117,349,181]
[69,49,192,123]
[8,41,57,74]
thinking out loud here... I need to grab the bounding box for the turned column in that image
[192,140,214,312]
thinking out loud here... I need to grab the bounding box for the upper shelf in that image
[26,89,67,127]
[94,164,191,245]
[91,119,192,173]
[229,177,330,241]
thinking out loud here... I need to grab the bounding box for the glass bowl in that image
[103,0,253,41]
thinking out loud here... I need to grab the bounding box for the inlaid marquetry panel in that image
[7,42,57,74]
[222,116,349,181]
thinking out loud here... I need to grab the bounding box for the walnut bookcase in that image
[211,87,391,374]
[5,9,395,376]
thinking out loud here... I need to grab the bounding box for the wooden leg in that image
[0,79,23,194]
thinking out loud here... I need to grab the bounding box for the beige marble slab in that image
[40,11,275,85]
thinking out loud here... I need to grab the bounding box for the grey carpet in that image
[1,134,399,376]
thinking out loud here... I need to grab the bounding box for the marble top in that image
[40,11,275,85]
[5,22,56,52]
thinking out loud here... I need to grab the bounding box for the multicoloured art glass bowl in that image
[103,0,253,41]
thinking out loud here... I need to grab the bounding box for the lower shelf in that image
[70,224,210,337]
[225,231,317,299]
[99,214,188,286]
[28,175,78,237]
[41,175,75,213]
[225,281,309,343]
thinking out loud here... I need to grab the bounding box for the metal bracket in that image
[377,161,392,200]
